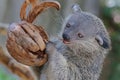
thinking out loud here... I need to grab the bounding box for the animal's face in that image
[62,12,110,49]
[62,13,97,43]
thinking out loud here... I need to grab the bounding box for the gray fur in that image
[40,6,111,80]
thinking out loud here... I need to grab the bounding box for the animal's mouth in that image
[63,39,71,44]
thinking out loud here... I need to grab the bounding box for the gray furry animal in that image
[40,4,111,80]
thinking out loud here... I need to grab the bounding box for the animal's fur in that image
[40,4,111,80]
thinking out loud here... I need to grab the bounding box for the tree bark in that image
[0,46,37,80]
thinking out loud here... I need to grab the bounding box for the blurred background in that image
[0,0,120,80]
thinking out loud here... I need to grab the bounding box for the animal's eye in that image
[66,23,71,28]
[78,33,84,38]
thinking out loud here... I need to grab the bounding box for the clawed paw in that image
[46,41,56,53]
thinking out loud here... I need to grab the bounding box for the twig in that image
[0,46,37,80]
[0,23,8,35]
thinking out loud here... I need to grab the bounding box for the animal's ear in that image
[95,35,110,49]
[72,4,81,13]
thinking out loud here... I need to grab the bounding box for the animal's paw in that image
[46,41,56,53]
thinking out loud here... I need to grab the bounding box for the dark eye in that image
[78,33,84,38]
[66,23,71,28]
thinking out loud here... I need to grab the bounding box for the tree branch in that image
[0,46,37,80]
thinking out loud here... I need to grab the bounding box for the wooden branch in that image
[7,0,61,66]
[0,46,37,80]
[1,0,61,79]
[20,0,61,23]
[20,0,39,21]
[27,1,61,23]
[0,23,8,35]
[6,22,48,66]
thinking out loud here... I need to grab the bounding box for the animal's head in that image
[62,4,111,49]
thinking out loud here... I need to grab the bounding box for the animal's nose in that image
[62,33,70,41]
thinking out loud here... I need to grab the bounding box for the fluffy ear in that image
[72,4,82,13]
[95,35,110,49]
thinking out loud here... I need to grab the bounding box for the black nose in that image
[62,33,70,41]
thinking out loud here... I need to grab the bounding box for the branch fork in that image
[6,0,61,66]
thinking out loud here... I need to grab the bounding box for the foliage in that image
[102,0,120,80]
[0,65,18,80]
